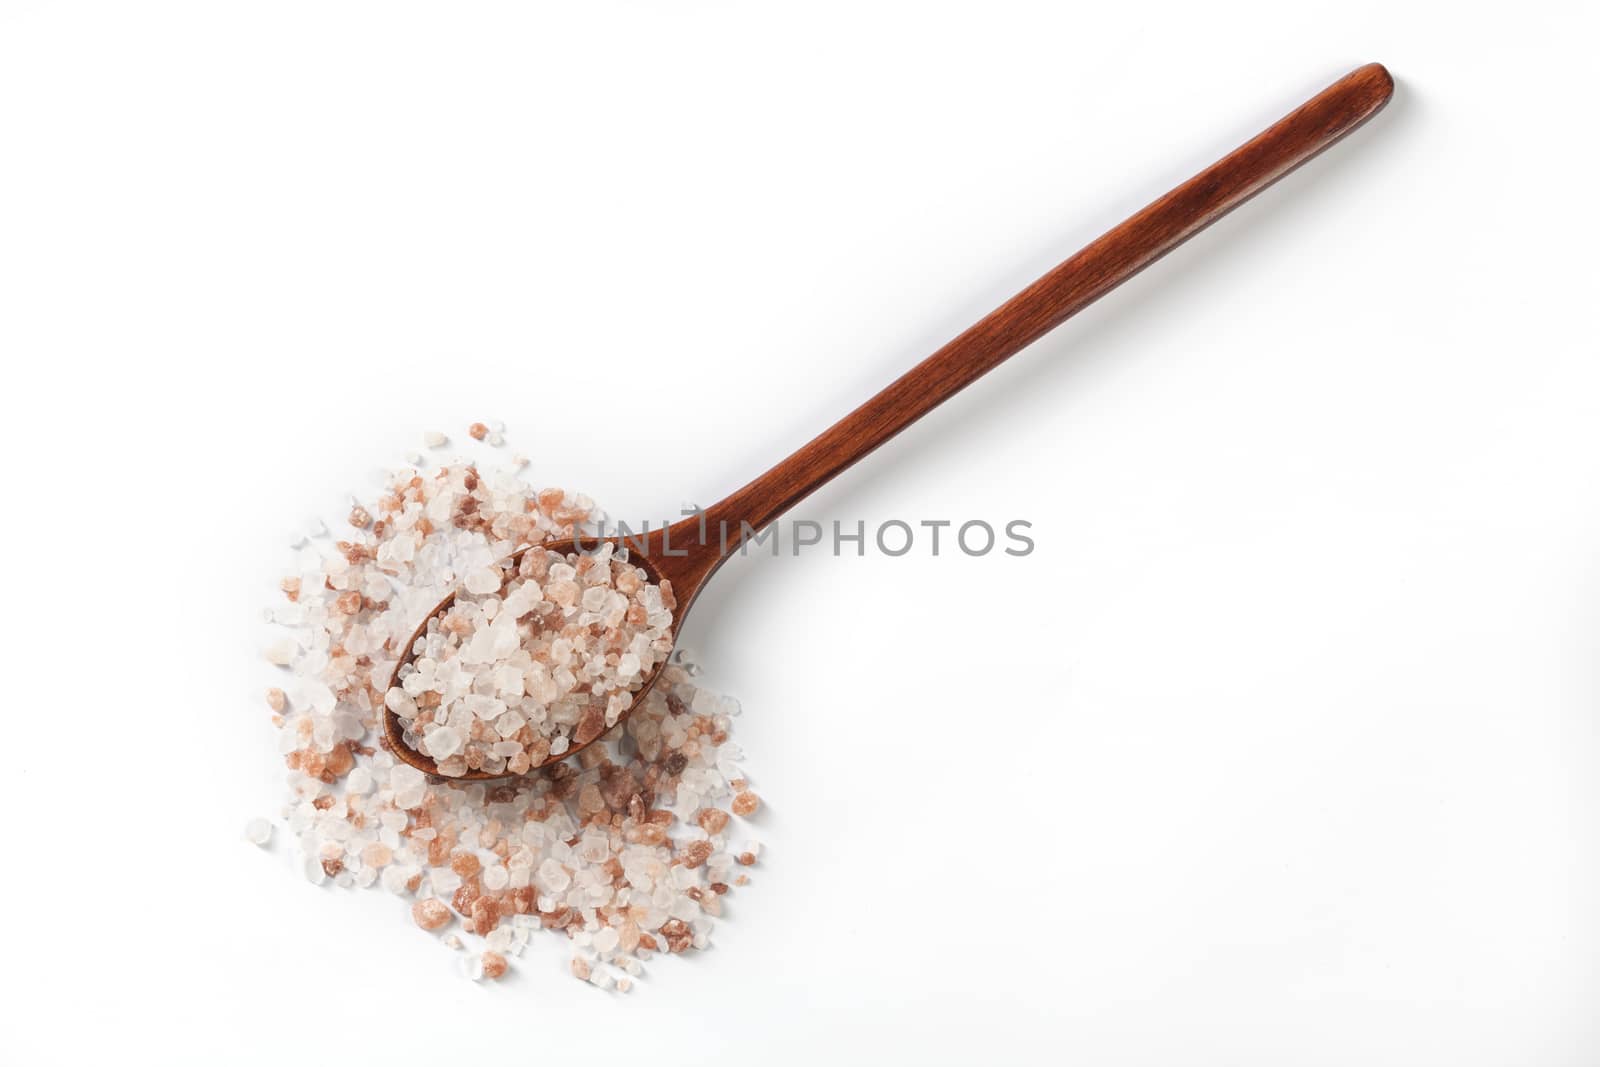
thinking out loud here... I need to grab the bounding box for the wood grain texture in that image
[384,64,1394,779]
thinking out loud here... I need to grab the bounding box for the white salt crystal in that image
[244,818,273,846]
[263,637,299,666]
[424,725,463,758]
[537,858,571,893]
[423,431,448,448]
[463,566,501,595]
[303,857,327,885]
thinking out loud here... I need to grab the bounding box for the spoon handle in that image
[661,63,1393,589]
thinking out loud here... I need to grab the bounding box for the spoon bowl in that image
[381,63,1394,782]
[380,531,706,780]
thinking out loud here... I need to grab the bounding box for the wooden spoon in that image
[383,63,1394,780]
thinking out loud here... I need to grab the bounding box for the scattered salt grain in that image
[244,818,273,846]
[423,431,448,448]
[259,439,762,993]
[412,899,451,931]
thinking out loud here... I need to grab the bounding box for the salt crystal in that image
[244,818,273,846]
[263,637,299,666]
[463,566,501,596]
[424,725,463,758]
[423,431,448,448]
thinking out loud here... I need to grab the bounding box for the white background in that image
[3,1,1598,1064]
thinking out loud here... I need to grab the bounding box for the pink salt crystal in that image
[731,791,760,817]
[468,422,489,441]
[570,956,591,980]
[412,899,452,931]
[481,951,508,980]
[696,808,730,834]
[265,688,287,713]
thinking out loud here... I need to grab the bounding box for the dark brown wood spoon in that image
[384,63,1394,780]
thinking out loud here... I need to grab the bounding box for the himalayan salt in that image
[388,542,673,776]
[731,791,761,817]
[412,899,452,931]
[257,437,762,991]
[481,951,508,979]
[244,818,273,846]
[696,808,730,834]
